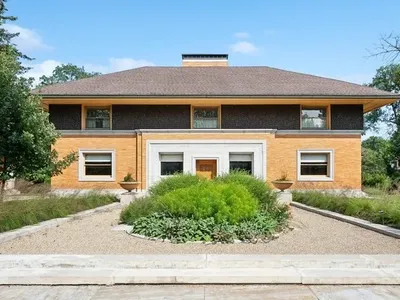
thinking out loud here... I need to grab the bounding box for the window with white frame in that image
[79,150,115,181]
[160,153,183,176]
[229,153,253,175]
[298,150,333,181]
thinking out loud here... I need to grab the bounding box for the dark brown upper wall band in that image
[331,105,364,130]
[221,105,301,130]
[112,105,191,130]
[49,104,81,130]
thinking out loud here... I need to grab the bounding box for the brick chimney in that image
[182,54,228,67]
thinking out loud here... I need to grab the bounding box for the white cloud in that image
[234,32,250,39]
[85,58,155,73]
[24,59,62,84]
[23,57,155,85]
[230,41,259,54]
[3,24,51,52]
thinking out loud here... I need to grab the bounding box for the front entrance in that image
[196,159,217,179]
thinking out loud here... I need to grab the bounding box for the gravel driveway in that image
[0,207,399,254]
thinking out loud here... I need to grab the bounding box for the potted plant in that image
[119,173,140,192]
[271,171,294,192]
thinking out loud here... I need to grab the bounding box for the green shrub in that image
[130,208,289,244]
[0,193,116,233]
[214,170,276,209]
[362,173,392,190]
[131,213,215,243]
[120,196,160,224]
[148,173,204,197]
[293,191,400,229]
[158,181,258,224]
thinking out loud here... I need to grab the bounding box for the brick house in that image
[37,54,398,193]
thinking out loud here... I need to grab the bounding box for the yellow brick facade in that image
[52,132,361,191]
[53,136,137,189]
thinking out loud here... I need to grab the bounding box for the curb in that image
[292,202,400,239]
[0,202,121,244]
[0,255,399,285]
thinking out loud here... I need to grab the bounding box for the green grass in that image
[293,191,400,229]
[0,193,117,233]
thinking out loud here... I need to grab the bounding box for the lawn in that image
[293,190,400,229]
[121,172,290,243]
[0,193,117,233]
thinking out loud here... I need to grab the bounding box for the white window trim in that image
[297,149,334,182]
[78,149,116,182]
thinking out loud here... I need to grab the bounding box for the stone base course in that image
[0,255,399,285]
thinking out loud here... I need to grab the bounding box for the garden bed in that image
[121,172,290,243]
[0,193,117,232]
[293,191,400,229]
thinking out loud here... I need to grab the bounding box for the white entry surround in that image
[147,140,266,188]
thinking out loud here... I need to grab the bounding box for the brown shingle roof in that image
[36,66,398,98]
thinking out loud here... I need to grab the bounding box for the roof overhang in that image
[39,95,399,113]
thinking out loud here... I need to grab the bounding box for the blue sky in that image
[4,0,399,86]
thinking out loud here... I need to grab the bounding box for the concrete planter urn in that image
[119,182,140,192]
[271,180,294,192]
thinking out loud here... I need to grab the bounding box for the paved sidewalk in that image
[1,285,400,299]
[0,254,399,285]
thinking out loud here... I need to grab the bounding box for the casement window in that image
[160,153,183,176]
[86,107,110,129]
[229,153,253,175]
[193,107,219,129]
[301,107,327,129]
[79,150,115,181]
[297,150,333,181]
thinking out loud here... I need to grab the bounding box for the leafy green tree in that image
[38,64,101,86]
[361,147,392,189]
[364,64,400,133]
[0,2,76,198]
[0,0,28,62]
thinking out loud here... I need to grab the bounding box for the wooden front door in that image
[196,159,217,179]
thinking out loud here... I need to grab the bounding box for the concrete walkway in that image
[0,254,399,285]
[1,285,400,299]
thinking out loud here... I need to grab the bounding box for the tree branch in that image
[369,33,400,62]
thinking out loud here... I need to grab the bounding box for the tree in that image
[364,64,400,133]
[0,2,76,199]
[0,0,28,62]
[370,33,400,63]
[38,64,101,86]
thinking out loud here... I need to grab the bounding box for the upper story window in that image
[301,107,327,129]
[86,107,110,129]
[193,107,219,129]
